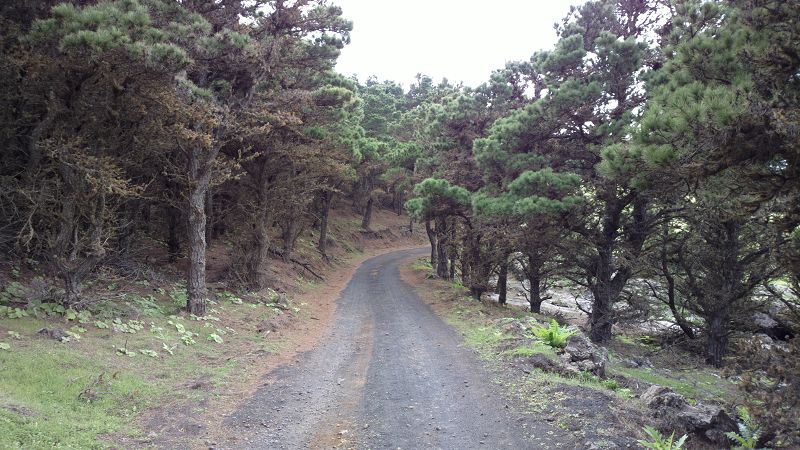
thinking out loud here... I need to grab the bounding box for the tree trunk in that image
[660,225,695,338]
[186,147,210,316]
[497,258,508,305]
[587,195,647,343]
[250,161,272,289]
[425,219,437,267]
[167,206,181,262]
[706,313,729,367]
[318,190,332,258]
[435,217,449,278]
[282,219,302,260]
[251,217,270,286]
[529,274,543,313]
[205,186,214,245]
[448,217,457,280]
[361,197,373,230]
[60,271,81,307]
[525,254,545,313]
[470,286,483,300]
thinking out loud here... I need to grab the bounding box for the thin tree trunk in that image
[435,217,449,278]
[470,286,483,300]
[589,283,615,343]
[706,313,728,367]
[361,197,373,230]
[167,206,181,262]
[498,258,508,305]
[659,225,695,338]
[282,219,301,260]
[525,254,545,313]
[318,190,332,258]
[448,218,457,280]
[186,146,210,316]
[250,161,272,289]
[529,274,543,313]
[425,219,437,267]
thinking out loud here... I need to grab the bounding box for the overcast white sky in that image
[333,0,585,89]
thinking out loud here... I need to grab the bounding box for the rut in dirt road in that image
[223,248,571,449]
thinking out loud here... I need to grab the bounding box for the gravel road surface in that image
[223,248,565,449]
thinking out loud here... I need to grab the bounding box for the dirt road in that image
[221,248,566,449]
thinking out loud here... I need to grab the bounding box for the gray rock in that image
[641,385,687,409]
[624,356,653,369]
[752,333,774,348]
[641,385,736,446]
[753,312,778,329]
[498,319,527,335]
[37,327,69,341]
[560,334,608,377]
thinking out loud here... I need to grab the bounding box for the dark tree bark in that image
[435,217,449,279]
[425,219,437,267]
[318,190,333,258]
[706,313,729,367]
[587,194,647,343]
[497,257,508,306]
[281,218,303,260]
[523,253,546,313]
[658,226,696,338]
[166,205,181,263]
[249,161,273,289]
[50,164,106,308]
[361,196,373,230]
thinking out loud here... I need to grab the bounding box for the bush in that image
[531,319,576,348]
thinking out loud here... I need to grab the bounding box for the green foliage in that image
[111,318,144,334]
[180,332,196,346]
[531,319,575,349]
[405,177,471,220]
[0,281,26,304]
[0,306,29,319]
[168,286,188,309]
[138,349,159,358]
[726,407,765,450]
[637,426,687,450]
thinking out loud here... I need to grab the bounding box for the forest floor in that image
[0,204,427,449]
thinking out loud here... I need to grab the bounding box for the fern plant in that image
[726,406,767,450]
[637,426,687,450]
[531,319,576,348]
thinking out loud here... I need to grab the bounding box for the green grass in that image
[0,341,155,449]
[611,365,731,401]
[462,325,509,349]
[501,341,557,359]
[0,292,282,448]
[410,258,433,272]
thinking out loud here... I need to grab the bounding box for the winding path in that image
[223,248,564,449]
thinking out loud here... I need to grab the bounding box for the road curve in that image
[223,248,562,449]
